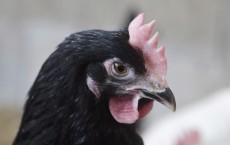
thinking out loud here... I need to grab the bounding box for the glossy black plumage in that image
[13,30,146,145]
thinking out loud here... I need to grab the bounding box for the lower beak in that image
[138,87,176,111]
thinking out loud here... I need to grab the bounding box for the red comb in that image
[128,13,167,83]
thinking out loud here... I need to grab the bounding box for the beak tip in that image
[157,87,176,112]
[172,105,176,112]
[165,99,176,112]
[170,94,176,112]
[172,97,176,112]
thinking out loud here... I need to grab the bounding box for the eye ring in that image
[112,62,129,77]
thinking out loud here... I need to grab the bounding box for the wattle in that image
[109,95,153,124]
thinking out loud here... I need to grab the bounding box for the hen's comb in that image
[128,13,167,82]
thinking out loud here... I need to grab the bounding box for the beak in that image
[137,87,176,111]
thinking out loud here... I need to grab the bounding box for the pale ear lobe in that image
[86,76,101,98]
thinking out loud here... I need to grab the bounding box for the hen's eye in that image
[112,62,129,77]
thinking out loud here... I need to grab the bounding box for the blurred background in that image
[0,0,229,145]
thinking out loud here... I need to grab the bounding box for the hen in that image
[13,13,176,145]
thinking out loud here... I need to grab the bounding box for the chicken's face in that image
[86,14,176,124]
[13,13,176,145]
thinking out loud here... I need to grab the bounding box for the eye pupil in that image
[116,63,125,73]
[112,62,129,76]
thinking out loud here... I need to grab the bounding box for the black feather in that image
[13,30,145,145]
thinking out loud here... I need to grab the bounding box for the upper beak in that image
[137,87,176,111]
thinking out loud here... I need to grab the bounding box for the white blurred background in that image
[0,0,229,145]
